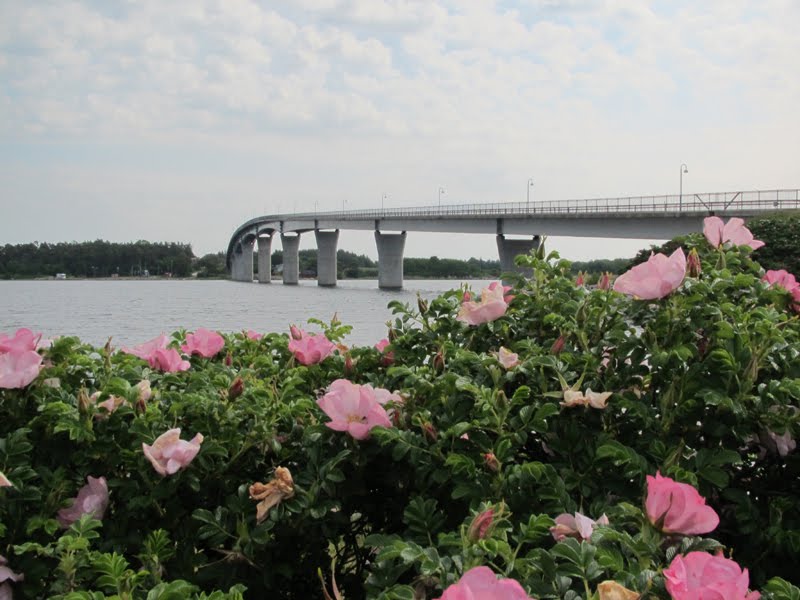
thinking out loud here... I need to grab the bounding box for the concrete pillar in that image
[239,238,255,282]
[281,233,301,285]
[375,231,406,290]
[496,235,538,278]
[230,248,243,281]
[257,235,272,283]
[315,229,339,287]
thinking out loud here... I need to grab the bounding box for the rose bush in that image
[1,228,800,598]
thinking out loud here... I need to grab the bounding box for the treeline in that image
[0,241,195,279]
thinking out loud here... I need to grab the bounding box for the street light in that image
[679,163,688,211]
[382,193,388,211]
[438,186,445,207]
[527,178,534,210]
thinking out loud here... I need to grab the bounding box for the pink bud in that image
[289,325,303,340]
[467,508,495,542]
[229,377,244,401]
[550,335,566,355]
[687,248,702,278]
[483,452,500,473]
[597,272,611,290]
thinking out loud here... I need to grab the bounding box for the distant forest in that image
[1,240,634,280]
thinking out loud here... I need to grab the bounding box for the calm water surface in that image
[0,279,492,347]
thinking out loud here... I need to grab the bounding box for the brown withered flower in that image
[597,580,640,600]
[249,467,295,524]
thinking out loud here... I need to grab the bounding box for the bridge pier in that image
[257,234,272,283]
[496,235,539,278]
[375,231,406,290]
[281,233,301,285]
[315,229,339,287]
[232,239,255,282]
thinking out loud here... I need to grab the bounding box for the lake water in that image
[0,279,492,347]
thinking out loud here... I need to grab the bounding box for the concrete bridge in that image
[227,188,799,289]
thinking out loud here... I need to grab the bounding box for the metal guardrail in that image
[242,189,800,226]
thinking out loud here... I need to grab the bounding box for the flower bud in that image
[687,248,702,278]
[422,422,438,442]
[597,272,611,290]
[550,335,566,355]
[433,350,445,372]
[224,352,233,367]
[483,452,500,473]
[228,377,244,401]
[417,295,429,315]
[344,354,354,376]
[78,388,92,414]
[463,290,472,302]
[467,508,495,542]
[289,325,303,340]
[575,272,585,286]
[388,326,398,342]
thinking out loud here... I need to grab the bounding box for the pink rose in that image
[703,216,764,250]
[288,330,335,365]
[645,472,719,535]
[0,350,43,389]
[57,476,109,528]
[246,329,263,340]
[763,269,800,311]
[375,338,395,365]
[181,328,225,358]
[494,347,520,369]
[143,428,204,476]
[613,248,686,300]
[663,552,760,600]
[0,472,12,487]
[121,334,169,363]
[457,282,512,325]
[550,511,609,542]
[435,566,533,600]
[0,554,23,599]
[0,328,41,354]
[150,348,190,373]
[317,379,393,440]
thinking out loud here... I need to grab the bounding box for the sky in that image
[1,0,798,262]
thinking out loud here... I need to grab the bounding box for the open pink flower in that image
[91,391,127,417]
[0,472,12,487]
[763,269,800,311]
[0,555,23,599]
[0,350,43,389]
[143,428,204,476]
[645,472,719,535]
[614,248,686,300]
[288,330,336,365]
[494,347,520,369]
[550,511,609,542]
[317,379,393,440]
[457,282,512,325]
[246,329,263,340]
[0,328,41,354]
[664,552,760,600]
[151,348,190,372]
[703,216,764,250]
[121,333,169,361]
[181,328,225,358]
[435,566,533,600]
[375,338,395,364]
[57,476,109,528]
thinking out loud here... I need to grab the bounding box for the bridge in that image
[227,188,799,289]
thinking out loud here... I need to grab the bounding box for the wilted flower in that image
[758,429,796,457]
[57,476,109,528]
[43,377,61,388]
[0,350,43,389]
[483,452,500,473]
[288,330,336,365]
[434,566,533,600]
[422,422,438,442]
[0,555,23,599]
[493,347,520,369]
[560,388,611,409]
[317,379,392,440]
[91,390,127,417]
[663,552,760,600]
[686,248,702,277]
[457,282,513,325]
[614,248,686,300]
[645,472,719,535]
[703,216,764,250]
[550,511,609,542]
[142,428,204,476]
[597,581,640,600]
[181,328,225,358]
[249,467,295,524]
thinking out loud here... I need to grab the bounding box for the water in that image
[0,279,492,347]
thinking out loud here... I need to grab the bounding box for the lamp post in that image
[679,163,688,211]
[438,186,445,207]
[382,193,387,212]
[527,178,534,210]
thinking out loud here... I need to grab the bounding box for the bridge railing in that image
[275,188,800,221]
